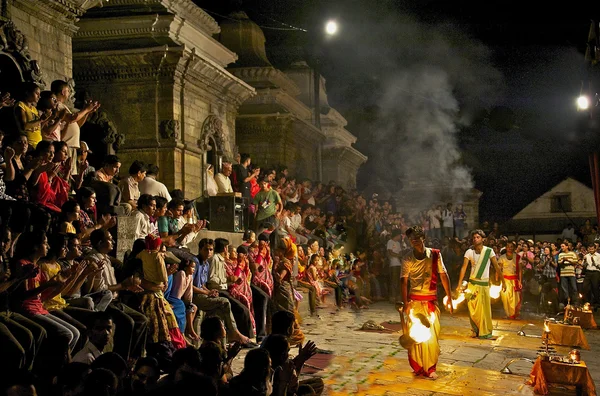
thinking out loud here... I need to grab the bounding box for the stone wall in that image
[9,0,80,87]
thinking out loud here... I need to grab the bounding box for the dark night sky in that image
[198,0,596,222]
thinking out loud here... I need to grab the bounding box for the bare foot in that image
[427,372,438,380]
[186,330,200,340]
[231,331,250,345]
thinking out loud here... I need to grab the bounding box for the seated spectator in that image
[83,367,119,396]
[118,160,147,211]
[228,348,272,396]
[170,259,199,340]
[81,229,149,361]
[14,82,44,149]
[158,198,202,267]
[215,160,234,194]
[0,227,47,372]
[207,238,255,340]
[74,141,95,190]
[56,362,91,396]
[139,164,171,201]
[225,246,256,337]
[137,235,186,350]
[40,91,69,142]
[200,316,242,384]
[29,140,68,213]
[88,155,122,216]
[262,334,320,396]
[133,194,158,240]
[75,187,117,243]
[59,200,81,235]
[124,356,160,396]
[13,230,78,372]
[4,134,51,233]
[192,238,250,345]
[206,164,218,197]
[73,311,113,364]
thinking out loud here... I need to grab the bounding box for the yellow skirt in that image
[501,277,521,319]
[407,300,441,376]
[467,282,493,338]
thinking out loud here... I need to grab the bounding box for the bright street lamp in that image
[577,95,590,110]
[325,20,338,36]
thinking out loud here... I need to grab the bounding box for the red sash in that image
[429,249,440,291]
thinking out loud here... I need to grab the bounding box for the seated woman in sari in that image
[225,245,256,337]
[272,252,305,347]
[29,141,67,213]
[250,235,273,297]
[138,235,186,350]
[170,259,199,340]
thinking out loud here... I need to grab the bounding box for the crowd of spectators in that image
[2,80,600,396]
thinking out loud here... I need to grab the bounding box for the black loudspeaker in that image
[208,195,246,233]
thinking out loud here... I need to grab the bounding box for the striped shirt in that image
[558,251,578,278]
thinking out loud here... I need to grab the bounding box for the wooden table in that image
[547,322,590,350]
[566,308,598,329]
[527,356,596,395]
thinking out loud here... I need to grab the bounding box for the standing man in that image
[457,229,502,339]
[51,80,99,175]
[400,225,453,379]
[583,243,600,308]
[558,242,579,305]
[387,229,403,303]
[498,241,522,319]
[442,203,454,239]
[253,177,283,231]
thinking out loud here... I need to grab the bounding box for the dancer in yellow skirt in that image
[457,229,503,339]
[498,241,522,319]
[401,226,453,379]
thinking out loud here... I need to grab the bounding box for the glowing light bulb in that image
[325,20,338,35]
[577,95,589,110]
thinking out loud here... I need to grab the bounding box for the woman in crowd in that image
[14,82,45,149]
[29,141,67,213]
[170,259,199,340]
[225,245,256,337]
[138,234,186,350]
[13,230,81,373]
[75,187,116,244]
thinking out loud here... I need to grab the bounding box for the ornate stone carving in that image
[160,119,180,140]
[87,109,123,149]
[198,115,225,153]
[0,20,45,87]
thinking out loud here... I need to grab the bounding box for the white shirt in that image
[427,209,441,228]
[289,213,302,232]
[139,176,172,201]
[72,341,102,364]
[584,252,600,272]
[134,210,155,240]
[442,209,454,228]
[206,171,218,196]
[58,103,80,148]
[387,239,402,267]
[464,247,496,281]
[208,253,228,290]
[215,173,233,194]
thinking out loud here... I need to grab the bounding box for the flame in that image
[544,323,550,333]
[408,309,435,343]
[490,284,502,299]
[443,291,467,309]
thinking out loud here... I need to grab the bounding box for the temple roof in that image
[218,11,272,68]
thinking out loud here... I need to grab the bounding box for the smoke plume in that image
[326,6,503,202]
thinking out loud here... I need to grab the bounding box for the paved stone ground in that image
[232,295,600,395]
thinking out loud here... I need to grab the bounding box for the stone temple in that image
[0,0,366,199]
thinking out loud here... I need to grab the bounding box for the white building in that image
[504,177,597,240]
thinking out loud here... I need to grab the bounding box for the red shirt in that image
[19,259,48,315]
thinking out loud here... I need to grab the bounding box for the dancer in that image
[400,225,453,379]
[457,229,503,339]
[498,241,522,319]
